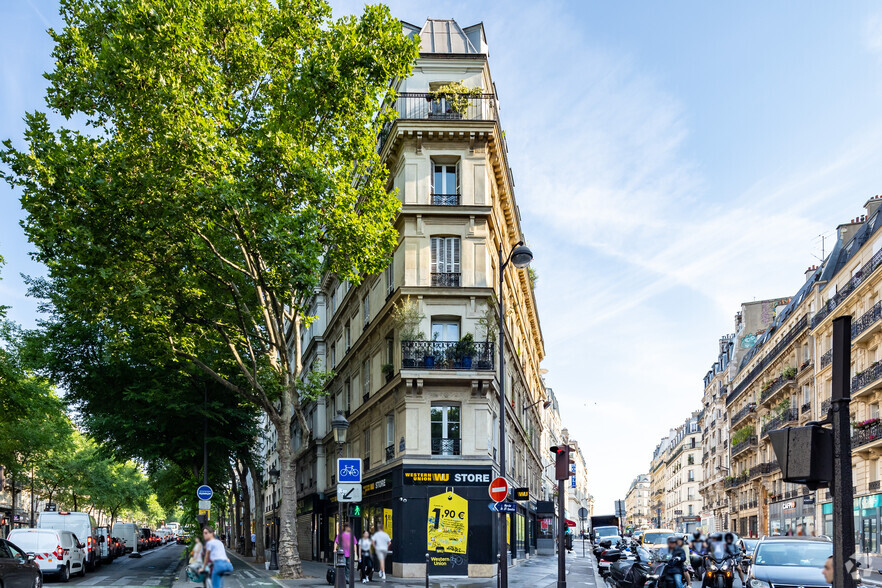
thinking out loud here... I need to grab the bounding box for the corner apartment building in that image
[624,474,651,531]
[699,335,734,534]
[664,414,703,533]
[274,19,552,579]
[649,436,670,527]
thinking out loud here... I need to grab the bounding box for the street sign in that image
[337,482,362,502]
[488,477,509,502]
[578,507,589,519]
[492,501,517,513]
[198,500,211,510]
[513,487,529,501]
[337,458,363,483]
[196,485,213,500]
[198,509,210,517]
[614,499,626,518]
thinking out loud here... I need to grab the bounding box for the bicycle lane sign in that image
[338,458,362,483]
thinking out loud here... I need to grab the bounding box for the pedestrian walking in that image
[250,532,256,556]
[202,527,234,588]
[359,532,373,583]
[371,524,391,580]
[188,537,204,575]
[334,524,355,583]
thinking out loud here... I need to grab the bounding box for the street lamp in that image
[497,241,533,588]
[331,411,350,588]
[267,466,280,570]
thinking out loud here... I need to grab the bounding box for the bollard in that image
[425,553,430,588]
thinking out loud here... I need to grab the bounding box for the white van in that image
[8,528,87,581]
[38,511,99,570]
[112,522,141,554]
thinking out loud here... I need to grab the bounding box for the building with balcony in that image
[273,19,552,579]
[624,474,651,531]
[699,335,733,534]
[664,413,703,533]
[649,436,670,527]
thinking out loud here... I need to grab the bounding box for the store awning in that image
[565,519,577,527]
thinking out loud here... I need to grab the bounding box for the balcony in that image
[762,409,798,437]
[732,436,758,457]
[385,445,395,462]
[377,92,500,152]
[431,437,461,456]
[430,193,461,206]
[821,398,831,416]
[401,340,494,370]
[852,362,882,399]
[853,302,882,344]
[853,420,882,450]
[871,481,881,492]
[820,349,833,370]
[731,403,757,427]
[811,246,882,329]
[760,375,796,405]
[724,472,750,489]
[431,272,461,287]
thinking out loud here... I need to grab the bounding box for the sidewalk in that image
[171,549,598,588]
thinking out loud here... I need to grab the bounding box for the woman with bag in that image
[202,527,234,588]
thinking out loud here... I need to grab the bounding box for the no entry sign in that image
[488,477,509,503]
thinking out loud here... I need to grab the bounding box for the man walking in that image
[371,524,392,579]
[334,523,356,582]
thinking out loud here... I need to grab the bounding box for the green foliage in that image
[391,296,425,341]
[528,267,538,289]
[455,333,476,359]
[430,81,483,114]
[478,296,498,344]
[731,424,755,446]
[782,366,797,379]
[774,398,791,416]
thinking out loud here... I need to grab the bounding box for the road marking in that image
[141,577,162,586]
[241,570,256,578]
[77,576,111,586]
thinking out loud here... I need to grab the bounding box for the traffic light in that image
[350,504,361,517]
[551,445,572,481]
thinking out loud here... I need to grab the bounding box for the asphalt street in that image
[61,543,185,588]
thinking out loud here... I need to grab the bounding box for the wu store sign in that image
[403,468,491,486]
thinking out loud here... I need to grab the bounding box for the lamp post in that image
[268,466,280,570]
[331,411,350,588]
[497,241,533,588]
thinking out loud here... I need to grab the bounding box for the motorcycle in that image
[608,545,653,588]
[701,543,736,588]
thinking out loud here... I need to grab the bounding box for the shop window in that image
[431,404,461,456]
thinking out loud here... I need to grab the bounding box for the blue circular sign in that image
[196,485,213,500]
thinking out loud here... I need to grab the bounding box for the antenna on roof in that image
[812,232,832,263]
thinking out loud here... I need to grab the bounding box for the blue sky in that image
[3,1,882,515]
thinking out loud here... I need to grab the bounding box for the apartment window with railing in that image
[362,359,371,402]
[431,237,461,287]
[431,160,460,205]
[345,322,351,351]
[431,403,461,456]
[385,414,395,462]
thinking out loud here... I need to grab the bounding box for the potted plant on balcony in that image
[382,363,394,383]
[428,81,483,119]
[424,332,439,369]
[392,296,425,368]
[782,366,797,379]
[477,297,497,369]
[454,333,477,369]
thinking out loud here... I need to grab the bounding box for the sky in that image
[2,1,882,516]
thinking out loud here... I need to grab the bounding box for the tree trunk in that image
[236,460,252,558]
[230,471,240,550]
[247,458,266,564]
[276,426,303,578]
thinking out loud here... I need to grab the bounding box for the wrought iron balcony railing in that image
[871,480,881,492]
[852,361,882,395]
[385,445,395,462]
[760,375,795,404]
[762,409,798,436]
[820,349,833,369]
[821,398,831,415]
[853,301,882,339]
[431,272,461,287]
[732,436,757,456]
[731,403,756,426]
[431,193,461,206]
[811,246,882,328]
[853,421,882,449]
[401,340,494,370]
[431,437,461,456]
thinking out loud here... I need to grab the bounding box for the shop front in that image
[768,495,816,536]
[823,493,882,555]
[535,500,555,555]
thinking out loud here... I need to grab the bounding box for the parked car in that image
[111,537,124,558]
[37,511,99,571]
[111,522,141,554]
[94,527,114,563]
[747,536,832,588]
[639,528,677,551]
[7,528,86,582]
[0,538,42,588]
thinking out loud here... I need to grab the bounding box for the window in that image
[687,470,695,482]
[330,289,336,315]
[344,379,351,414]
[385,414,395,461]
[345,322,351,351]
[431,404,461,455]
[386,338,394,365]
[385,263,394,297]
[431,161,460,205]
[363,429,371,470]
[330,342,336,368]
[363,295,370,326]
[431,320,460,341]
[872,404,880,420]
[430,237,461,287]
[362,359,371,401]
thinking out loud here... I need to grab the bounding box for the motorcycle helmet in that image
[666,536,679,545]
[724,532,735,544]
[709,532,723,542]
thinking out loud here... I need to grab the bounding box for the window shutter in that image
[431,237,439,273]
[452,238,461,274]
[455,160,461,196]
[431,164,436,195]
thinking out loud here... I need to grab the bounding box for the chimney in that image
[866,195,882,219]
[838,218,863,245]
[805,264,818,282]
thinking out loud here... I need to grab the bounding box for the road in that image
[61,543,184,588]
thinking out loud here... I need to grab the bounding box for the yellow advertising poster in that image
[427,491,468,575]
[384,508,393,539]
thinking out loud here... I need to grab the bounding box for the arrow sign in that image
[337,482,362,503]
[494,501,517,514]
